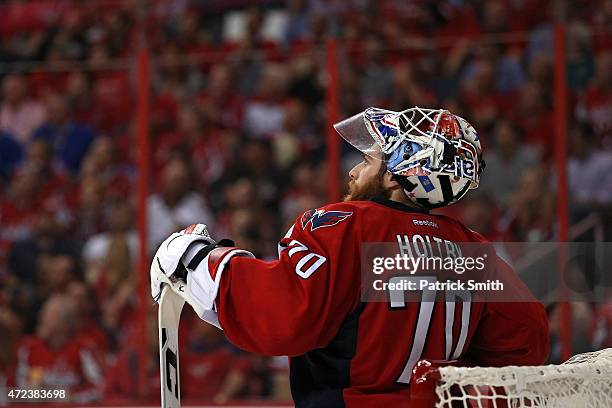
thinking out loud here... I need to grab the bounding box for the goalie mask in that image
[334,106,484,209]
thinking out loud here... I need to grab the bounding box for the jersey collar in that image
[370,196,430,214]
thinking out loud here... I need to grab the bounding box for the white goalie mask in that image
[334,106,484,209]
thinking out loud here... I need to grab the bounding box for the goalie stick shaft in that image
[158,285,185,408]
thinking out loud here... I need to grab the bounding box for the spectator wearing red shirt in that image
[81,203,137,342]
[71,174,107,239]
[214,177,258,238]
[0,74,46,143]
[154,104,228,189]
[0,164,45,269]
[22,139,71,206]
[175,10,217,64]
[459,58,507,131]
[214,176,277,258]
[199,64,245,132]
[591,0,612,51]
[512,82,554,157]
[87,44,132,133]
[0,306,22,389]
[0,0,60,37]
[104,309,160,404]
[452,192,506,242]
[592,302,612,350]
[280,161,325,224]
[15,294,104,404]
[79,136,133,201]
[479,0,527,36]
[65,71,100,126]
[182,317,253,403]
[65,282,110,353]
[36,253,80,305]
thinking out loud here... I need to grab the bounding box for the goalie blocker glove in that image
[150,223,254,328]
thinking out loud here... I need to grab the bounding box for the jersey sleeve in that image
[214,205,361,356]
[464,256,550,366]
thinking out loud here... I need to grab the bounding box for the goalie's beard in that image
[343,165,391,202]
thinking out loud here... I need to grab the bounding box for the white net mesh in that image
[435,348,612,408]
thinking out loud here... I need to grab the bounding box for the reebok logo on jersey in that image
[413,219,438,228]
[301,209,353,231]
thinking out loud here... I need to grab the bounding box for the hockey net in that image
[411,348,612,408]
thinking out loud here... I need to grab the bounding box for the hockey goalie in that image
[150,106,549,407]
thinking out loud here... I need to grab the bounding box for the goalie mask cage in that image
[409,348,612,408]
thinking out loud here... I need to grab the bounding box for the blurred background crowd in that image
[0,0,611,405]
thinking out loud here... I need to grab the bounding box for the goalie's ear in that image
[384,171,403,191]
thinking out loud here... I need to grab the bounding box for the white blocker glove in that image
[150,223,254,328]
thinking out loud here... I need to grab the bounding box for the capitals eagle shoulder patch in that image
[301,209,353,231]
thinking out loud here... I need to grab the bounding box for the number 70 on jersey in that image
[388,276,472,384]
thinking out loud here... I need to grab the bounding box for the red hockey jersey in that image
[15,334,104,404]
[212,197,549,408]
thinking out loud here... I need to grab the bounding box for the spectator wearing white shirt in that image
[148,158,214,250]
[243,64,288,139]
[82,201,139,286]
[567,122,612,217]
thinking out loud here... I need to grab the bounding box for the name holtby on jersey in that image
[396,233,460,259]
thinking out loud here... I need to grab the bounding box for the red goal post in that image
[409,349,612,408]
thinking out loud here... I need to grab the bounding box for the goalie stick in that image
[158,284,185,408]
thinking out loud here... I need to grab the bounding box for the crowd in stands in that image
[0,0,611,403]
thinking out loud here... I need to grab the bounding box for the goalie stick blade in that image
[158,285,185,408]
